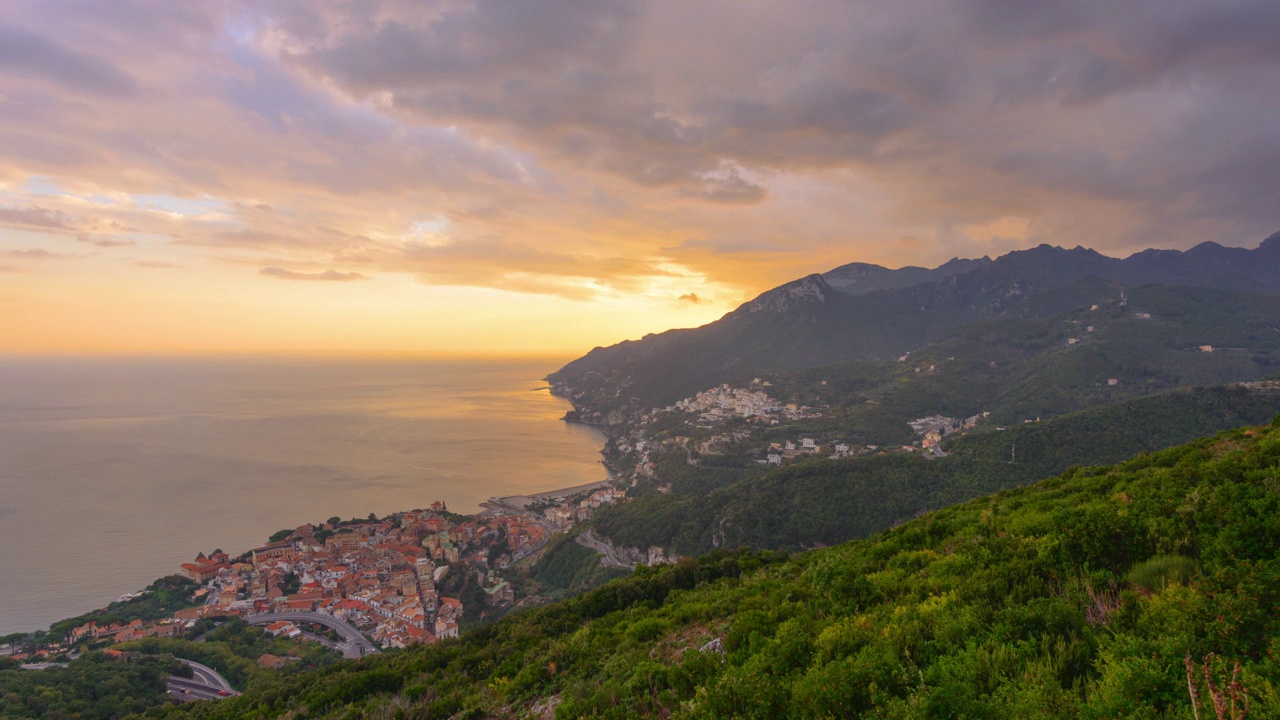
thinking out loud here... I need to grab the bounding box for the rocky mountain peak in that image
[739,273,831,314]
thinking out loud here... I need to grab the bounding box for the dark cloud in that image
[678,293,701,304]
[0,21,136,95]
[273,0,1280,249]
[678,169,767,205]
[259,266,368,282]
[0,0,1277,304]
[295,0,636,90]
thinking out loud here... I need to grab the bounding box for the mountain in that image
[822,255,992,294]
[592,384,1280,556]
[549,232,1280,421]
[138,420,1280,718]
[578,280,1280,556]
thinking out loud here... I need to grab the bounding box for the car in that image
[182,689,191,695]
[217,690,231,697]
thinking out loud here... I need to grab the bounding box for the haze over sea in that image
[0,357,605,635]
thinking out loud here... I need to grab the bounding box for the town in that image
[5,485,638,663]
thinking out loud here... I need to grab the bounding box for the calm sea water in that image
[0,357,604,634]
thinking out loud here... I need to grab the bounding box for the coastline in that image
[484,478,613,513]
[1,361,608,636]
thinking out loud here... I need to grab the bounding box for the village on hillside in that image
[600,376,996,489]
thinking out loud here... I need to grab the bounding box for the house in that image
[438,596,463,622]
[257,653,296,669]
[179,556,229,583]
[766,454,782,465]
[264,620,302,639]
[434,618,459,639]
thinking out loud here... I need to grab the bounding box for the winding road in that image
[246,611,379,658]
[577,530,638,570]
[23,656,237,703]
[167,657,238,703]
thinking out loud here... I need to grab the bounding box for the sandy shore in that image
[486,479,613,512]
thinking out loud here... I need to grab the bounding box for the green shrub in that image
[1126,554,1197,593]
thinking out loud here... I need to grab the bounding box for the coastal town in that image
[3,485,636,662]
[164,487,632,649]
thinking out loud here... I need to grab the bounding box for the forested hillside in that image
[592,385,1280,555]
[142,419,1280,719]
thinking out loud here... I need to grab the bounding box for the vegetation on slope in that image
[593,385,1280,555]
[756,282,1280,444]
[0,652,185,719]
[142,419,1280,719]
[118,620,344,692]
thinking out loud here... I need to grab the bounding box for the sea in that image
[0,357,606,635]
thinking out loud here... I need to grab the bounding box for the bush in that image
[1126,554,1198,593]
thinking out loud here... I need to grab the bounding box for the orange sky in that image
[1,1,1276,356]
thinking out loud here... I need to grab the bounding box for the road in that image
[179,658,233,690]
[21,653,237,703]
[166,657,237,703]
[577,530,637,570]
[166,676,236,703]
[246,611,379,658]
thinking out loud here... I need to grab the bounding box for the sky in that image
[1,0,1277,356]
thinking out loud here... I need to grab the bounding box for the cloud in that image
[384,235,681,299]
[77,234,135,248]
[0,0,1277,313]
[678,293,701,304]
[0,205,72,230]
[678,169,767,205]
[5,248,67,259]
[135,260,179,269]
[259,266,368,282]
[271,0,1280,256]
[0,21,136,95]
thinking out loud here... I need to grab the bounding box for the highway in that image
[180,658,233,690]
[166,676,235,702]
[166,657,237,703]
[246,611,380,658]
[20,650,239,704]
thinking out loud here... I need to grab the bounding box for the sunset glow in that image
[2,1,1277,355]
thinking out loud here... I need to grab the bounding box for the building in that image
[180,553,229,583]
[251,541,295,569]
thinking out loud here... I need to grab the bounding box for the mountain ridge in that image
[550,233,1280,421]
